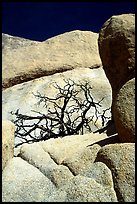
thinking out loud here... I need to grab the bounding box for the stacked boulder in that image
[2,14,135,202]
[2,30,112,147]
[98,14,135,142]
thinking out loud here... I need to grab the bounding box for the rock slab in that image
[2,30,102,89]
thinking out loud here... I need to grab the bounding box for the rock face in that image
[2,121,15,171]
[2,30,102,89]
[2,67,112,147]
[2,157,56,202]
[96,143,135,202]
[3,133,119,202]
[98,14,135,100]
[2,24,135,202]
[2,33,39,50]
[2,133,135,202]
[112,78,135,142]
[98,13,135,143]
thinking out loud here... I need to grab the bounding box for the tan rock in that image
[3,132,118,202]
[113,78,135,142]
[2,120,15,170]
[2,30,102,89]
[16,132,119,178]
[19,142,74,188]
[40,132,108,165]
[96,143,135,202]
[62,144,101,175]
[98,14,135,100]
[2,33,39,50]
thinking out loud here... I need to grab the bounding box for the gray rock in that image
[19,142,74,187]
[47,161,118,202]
[3,131,134,202]
[3,132,119,202]
[80,161,115,188]
[96,143,135,202]
[2,157,56,202]
[47,175,118,202]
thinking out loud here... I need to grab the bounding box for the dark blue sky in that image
[2,2,135,41]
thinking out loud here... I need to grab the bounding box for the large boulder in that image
[2,157,56,202]
[98,14,135,100]
[2,120,15,171]
[3,132,118,202]
[3,132,134,202]
[18,132,108,169]
[96,143,135,202]
[47,173,117,202]
[112,78,135,142]
[18,142,74,188]
[2,67,112,147]
[2,30,102,89]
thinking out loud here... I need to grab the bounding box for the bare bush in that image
[11,79,111,147]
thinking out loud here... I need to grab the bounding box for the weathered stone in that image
[3,133,119,202]
[47,175,118,202]
[98,14,135,100]
[2,67,112,146]
[2,120,15,170]
[2,157,56,202]
[19,142,74,187]
[80,161,115,188]
[96,143,135,202]
[2,20,135,202]
[2,30,102,89]
[40,132,108,165]
[113,78,135,142]
[62,144,101,175]
[2,33,39,50]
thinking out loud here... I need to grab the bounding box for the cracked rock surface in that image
[2,132,135,202]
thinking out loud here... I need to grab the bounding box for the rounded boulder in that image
[112,78,135,142]
[98,14,135,99]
